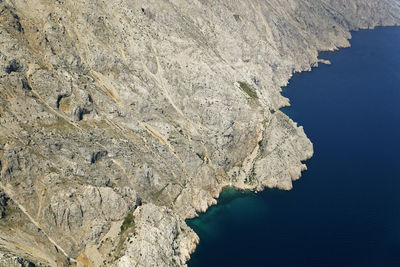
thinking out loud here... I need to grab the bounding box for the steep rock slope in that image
[0,0,399,266]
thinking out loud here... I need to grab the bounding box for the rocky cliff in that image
[0,0,399,266]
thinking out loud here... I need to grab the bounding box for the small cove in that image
[187,26,400,267]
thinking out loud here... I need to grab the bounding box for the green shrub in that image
[239,81,258,99]
[120,213,135,233]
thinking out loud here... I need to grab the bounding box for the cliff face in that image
[0,0,399,266]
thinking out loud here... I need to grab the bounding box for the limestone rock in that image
[0,0,399,266]
[115,204,198,267]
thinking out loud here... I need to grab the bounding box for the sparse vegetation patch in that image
[239,81,258,99]
[120,212,135,233]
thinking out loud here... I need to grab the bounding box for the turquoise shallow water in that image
[187,27,400,267]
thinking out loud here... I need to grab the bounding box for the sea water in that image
[187,27,400,267]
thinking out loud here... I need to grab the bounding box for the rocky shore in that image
[0,0,399,266]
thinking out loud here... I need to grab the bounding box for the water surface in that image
[187,27,400,267]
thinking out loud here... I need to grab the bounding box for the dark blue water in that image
[187,27,400,267]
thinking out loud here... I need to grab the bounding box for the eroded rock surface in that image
[0,0,399,266]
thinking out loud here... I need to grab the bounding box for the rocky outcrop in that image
[0,0,399,266]
[0,251,35,267]
[115,204,198,267]
[0,190,9,219]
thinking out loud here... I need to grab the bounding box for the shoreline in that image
[1,1,400,265]
[184,24,400,265]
